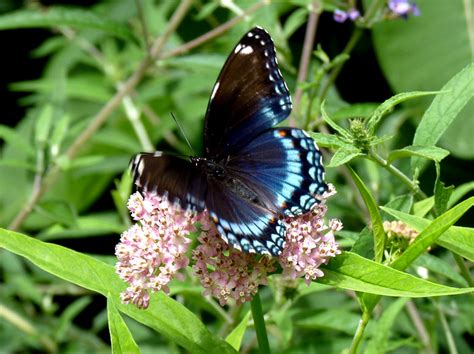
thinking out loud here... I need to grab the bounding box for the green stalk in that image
[250,291,271,354]
[349,310,371,354]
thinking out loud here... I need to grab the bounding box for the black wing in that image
[131,153,207,212]
[203,26,292,158]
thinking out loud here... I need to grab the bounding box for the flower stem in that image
[349,310,370,354]
[250,291,271,354]
[368,149,428,200]
[453,253,474,287]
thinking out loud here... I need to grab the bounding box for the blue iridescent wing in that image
[226,127,328,217]
[205,179,286,256]
[203,27,291,158]
[131,153,207,212]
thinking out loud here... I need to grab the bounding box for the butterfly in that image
[131,27,327,256]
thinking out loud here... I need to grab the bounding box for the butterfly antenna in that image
[171,112,195,155]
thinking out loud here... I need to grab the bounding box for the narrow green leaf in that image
[412,63,474,171]
[0,125,35,157]
[434,163,454,216]
[367,91,440,132]
[327,149,363,168]
[0,7,135,41]
[413,197,434,217]
[225,311,251,350]
[0,229,236,354]
[295,309,359,335]
[107,297,141,354]
[365,298,408,354]
[348,167,386,263]
[308,132,351,149]
[50,114,70,158]
[380,206,474,262]
[414,254,468,287]
[389,197,473,270]
[319,252,474,297]
[331,103,380,119]
[387,145,449,164]
[56,297,92,341]
[448,181,474,208]
[34,200,77,227]
[321,101,352,139]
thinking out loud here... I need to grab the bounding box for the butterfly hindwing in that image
[227,127,328,217]
[203,27,292,158]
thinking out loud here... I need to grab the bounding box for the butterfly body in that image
[132,27,328,256]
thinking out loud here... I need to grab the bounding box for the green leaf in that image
[434,163,454,216]
[0,7,135,41]
[295,309,359,335]
[327,148,363,168]
[412,63,474,167]
[321,101,352,139]
[34,200,78,228]
[107,297,141,354]
[0,228,236,354]
[387,145,449,164]
[348,167,386,263]
[0,125,35,157]
[56,297,92,341]
[331,103,380,119]
[381,197,474,262]
[414,254,468,287]
[366,91,440,132]
[225,311,251,350]
[319,252,474,297]
[365,298,408,354]
[309,132,351,149]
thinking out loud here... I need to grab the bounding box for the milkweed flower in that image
[192,213,276,306]
[115,192,197,309]
[278,184,341,285]
[117,185,341,308]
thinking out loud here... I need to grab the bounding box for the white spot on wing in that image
[210,82,220,99]
[240,46,254,55]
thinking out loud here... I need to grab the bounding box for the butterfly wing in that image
[226,127,328,217]
[131,153,207,212]
[205,179,286,256]
[203,27,292,158]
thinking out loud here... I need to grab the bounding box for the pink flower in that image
[192,213,275,306]
[278,184,341,285]
[115,192,197,309]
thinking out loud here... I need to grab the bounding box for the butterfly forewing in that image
[131,153,207,212]
[203,27,292,158]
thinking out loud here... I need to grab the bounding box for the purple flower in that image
[334,8,360,23]
[333,9,348,23]
[388,0,420,17]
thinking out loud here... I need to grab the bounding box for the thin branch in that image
[348,310,370,354]
[8,0,193,231]
[250,291,271,354]
[159,1,266,60]
[134,0,151,54]
[405,300,434,354]
[453,253,474,287]
[292,0,321,124]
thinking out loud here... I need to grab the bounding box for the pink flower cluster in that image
[192,214,276,306]
[279,191,342,285]
[115,192,197,309]
[116,185,341,308]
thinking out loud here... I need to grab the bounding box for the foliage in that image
[0,1,473,353]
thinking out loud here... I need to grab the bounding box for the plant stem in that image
[349,310,370,354]
[292,0,321,123]
[319,27,363,100]
[405,300,434,354]
[437,303,458,354]
[368,149,428,200]
[453,253,474,287]
[250,291,271,354]
[159,1,266,60]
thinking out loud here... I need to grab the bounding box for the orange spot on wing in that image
[279,130,287,137]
